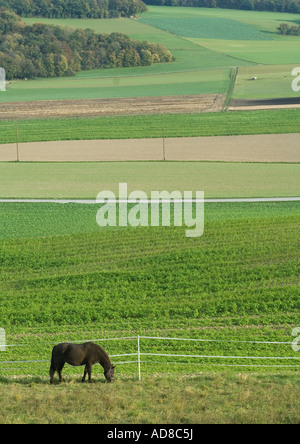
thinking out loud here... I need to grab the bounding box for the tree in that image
[0,0,148,18]
[140,49,153,66]
[55,55,69,76]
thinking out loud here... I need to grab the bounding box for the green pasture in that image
[233,64,300,99]
[0,201,299,379]
[0,161,299,199]
[194,38,300,65]
[1,374,300,424]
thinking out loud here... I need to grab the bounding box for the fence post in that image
[137,335,141,381]
[0,328,6,352]
[0,67,6,92]
[16,121,20,162]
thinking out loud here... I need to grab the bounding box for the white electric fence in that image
[0,328,5,352]
[0,335,299,380]
[0,67,6,92]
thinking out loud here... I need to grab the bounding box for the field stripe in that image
[1,133,300,162]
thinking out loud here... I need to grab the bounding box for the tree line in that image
[0,0,148,19]
[144,0,300,14]
[0,8,174,80]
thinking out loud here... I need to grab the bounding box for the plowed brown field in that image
[0,94,226,120]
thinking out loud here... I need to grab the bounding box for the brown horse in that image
[50,342,115,384]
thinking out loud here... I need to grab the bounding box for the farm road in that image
[0,198,299,203]
[1,133,300,162]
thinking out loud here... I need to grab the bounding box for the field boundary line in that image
[224,66,239,111]
[0,197,299,204]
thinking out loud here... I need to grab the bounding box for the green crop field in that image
[0,201,299,381]
[139,16,272,40]
[0,68,230,103]
[1,109,300,145]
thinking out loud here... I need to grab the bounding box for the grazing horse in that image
[50,342,115,384]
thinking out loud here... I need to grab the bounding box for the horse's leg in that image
[57,363,65,383]
[82,365,88,382]
[49,365,56,384]
[87,363,93,383]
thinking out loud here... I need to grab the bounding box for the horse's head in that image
[104,364,115,383]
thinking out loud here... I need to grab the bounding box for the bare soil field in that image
[229,97,300,111]
[1,133,299,162]
[0,94,226,120]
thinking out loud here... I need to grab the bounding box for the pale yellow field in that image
[1,133,300,162]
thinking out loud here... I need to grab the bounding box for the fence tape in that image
[140,335,292,345]
[141,353,300,360]
[2,334,293,348]
[1,335,299,375]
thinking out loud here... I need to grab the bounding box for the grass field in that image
[233,65,300,99]
[0,161,299,198]
[1,374,300,424]
[195,39,300,65]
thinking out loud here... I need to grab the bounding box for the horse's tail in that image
[49,348,56,383]
[50,347,56,371]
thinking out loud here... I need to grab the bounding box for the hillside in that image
[0,8,174,80]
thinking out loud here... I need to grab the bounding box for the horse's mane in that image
[89,342,111,362]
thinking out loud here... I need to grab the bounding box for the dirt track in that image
[0,95,226,120]
[1,133,299,162]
